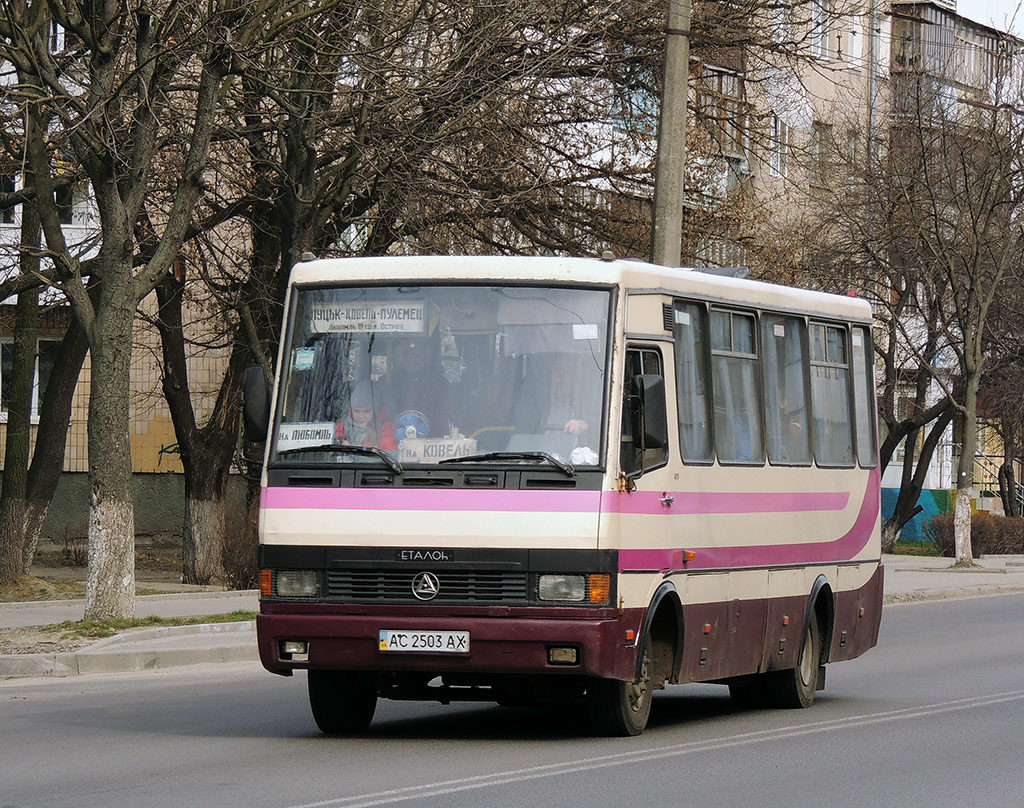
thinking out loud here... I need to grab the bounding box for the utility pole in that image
[650,0,691,268]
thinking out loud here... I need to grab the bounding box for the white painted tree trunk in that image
[85,495,135,619]
[880,520,900,554]
[953,486,974,567]
[20,501,49,575]
[183,497,226,585]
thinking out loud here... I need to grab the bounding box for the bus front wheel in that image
[308,669,378,734]
[587,640,653,737]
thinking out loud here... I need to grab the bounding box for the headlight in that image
[275,569,319,598]
[538,574,586,602]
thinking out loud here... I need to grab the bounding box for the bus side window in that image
[761,314,811,465]
[809,323,855,466]
[710,310,764,465]
[621,347,668,476]
[851,325,878,467]
[673,301,713,462]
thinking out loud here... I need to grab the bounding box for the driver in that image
[385,337,454,439]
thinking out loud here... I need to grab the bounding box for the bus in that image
[246,254,883,737]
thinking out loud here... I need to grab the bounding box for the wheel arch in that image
[805,574,836,663]
[636,581,684,684]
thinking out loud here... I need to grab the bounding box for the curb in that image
[0,620,258,679]
[883,583,1024,605]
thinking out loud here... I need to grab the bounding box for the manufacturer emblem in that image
[411,571,440,600]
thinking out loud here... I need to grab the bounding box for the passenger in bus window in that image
[516,354,596,437]
[336,381,397,450]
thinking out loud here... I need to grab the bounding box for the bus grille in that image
[326,570,529,604]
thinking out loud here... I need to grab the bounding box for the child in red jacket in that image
[336,381,397,450]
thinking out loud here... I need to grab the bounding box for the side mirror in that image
[243,365,271,442]
[636,373,668,450]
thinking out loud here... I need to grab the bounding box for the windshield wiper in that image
[276,443,403,474]
[439,451,574,477]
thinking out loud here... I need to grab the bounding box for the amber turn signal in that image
[588,574,611,604]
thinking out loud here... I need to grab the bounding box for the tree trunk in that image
[155,272,241,585]
[953,377,979,567]
[183,497,226,584]
[880,519,900,554]
[21,307,92,573]
[0,285,38,584]
[84,302,136,620]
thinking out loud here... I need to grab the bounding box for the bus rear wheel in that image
[764,610,823,709]
[308,670,378,734]
[587,640,653,737]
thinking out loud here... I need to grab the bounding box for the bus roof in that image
[289,255,873,323]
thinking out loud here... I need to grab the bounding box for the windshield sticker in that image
[293,347,316,370]
[399,437,478,462]
[277,421,335,451]
[572,323,599,340]
[310,302,426,334]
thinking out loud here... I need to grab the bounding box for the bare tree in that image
[0,23,92,585]
[794,56,1024,562]
[0,1,261,616]
[147,0,854,582]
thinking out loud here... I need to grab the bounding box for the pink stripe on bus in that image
[260,487,603,513]
[618,469,880,569]
[600,490,850,515]
[260,486,851,516]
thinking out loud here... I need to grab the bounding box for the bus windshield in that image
[272,284,611,468]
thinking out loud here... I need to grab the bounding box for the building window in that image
[774,0,793,45]
[0,339,61,420]
[697,65,747,156]
[49,21,80,52]
[811,0,833,59]
[846,129,859,177]
[770,115,790,177]
[810,122,832,184]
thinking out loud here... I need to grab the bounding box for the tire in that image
[764,610,823,709]
[587,639,653,737]
[308,670,378,734]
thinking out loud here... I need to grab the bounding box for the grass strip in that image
[40,610,258,640]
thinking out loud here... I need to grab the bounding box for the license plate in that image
[378,629,470,654]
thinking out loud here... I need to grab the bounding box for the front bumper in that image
[258,605,642,681]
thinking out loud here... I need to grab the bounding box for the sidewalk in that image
[2,554,1023,679]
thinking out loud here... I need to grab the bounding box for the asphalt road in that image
[3,593,1023,808]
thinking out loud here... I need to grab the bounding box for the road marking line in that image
[283,689,1024,808]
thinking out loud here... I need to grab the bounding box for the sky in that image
[957,0,1024,38]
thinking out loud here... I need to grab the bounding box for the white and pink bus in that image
[247,254,882,736]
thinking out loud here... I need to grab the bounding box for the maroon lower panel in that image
[679,565,884,684]
[258,608,645,681]
[829,564,884,662]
